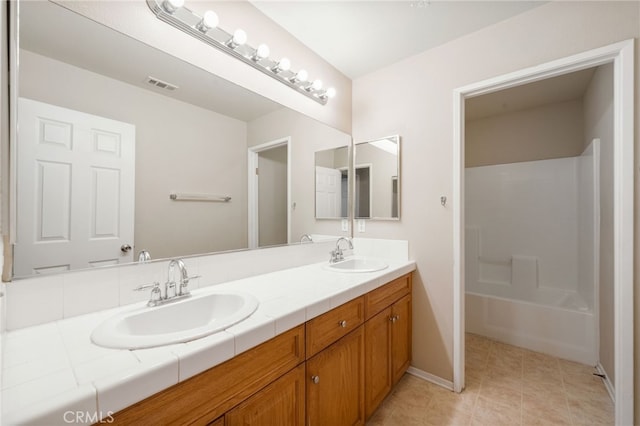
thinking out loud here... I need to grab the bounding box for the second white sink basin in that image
[324,257,388,273]
[91,291,259,349]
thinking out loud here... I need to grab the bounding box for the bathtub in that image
[466,291,597,365]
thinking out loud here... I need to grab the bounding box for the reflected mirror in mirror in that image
[353,135,400,220]
[12,1,351,278]
[314,146,349,219]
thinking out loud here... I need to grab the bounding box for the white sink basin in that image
[324,257,388,273]
[91,292,259,349]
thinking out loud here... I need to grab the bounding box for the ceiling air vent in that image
[146,76,178,91]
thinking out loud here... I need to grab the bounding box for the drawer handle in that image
[338,320,347,328]
[311,375,320,384]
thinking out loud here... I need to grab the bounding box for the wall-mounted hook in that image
[440,196,447,207]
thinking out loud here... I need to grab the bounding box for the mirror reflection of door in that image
[15,98,135,276]
[391,176,398,218]
[353,135,400,219]
[258,145,288,247]
[355,165,371,218]
[315,166,342,218]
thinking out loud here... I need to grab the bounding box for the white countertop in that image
[1,258,415,425]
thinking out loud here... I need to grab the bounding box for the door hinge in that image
[255,167,259,175]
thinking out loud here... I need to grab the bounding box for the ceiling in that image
[466,67,597,120]
[251,1,545,79]
[23,0,586,124]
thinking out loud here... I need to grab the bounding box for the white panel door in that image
[315,166,342,218]
[15,98,135,276]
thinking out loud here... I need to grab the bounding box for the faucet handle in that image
[134,282,160,292]
[179,275,201,295]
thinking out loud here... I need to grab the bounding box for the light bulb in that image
[312,80,323,91]
[162,0,184,13]
[277,58,291,72]
[196,10,218,32]
[295,69,308,83]
[326,87,337,99]
[253,44,270,61]
[232,29,247,46]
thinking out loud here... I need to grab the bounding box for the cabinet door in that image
[208,417,225,426]
[226,364,305,426]
[364,307,392,419]
[391,294,412,385]
[307,327,365,426]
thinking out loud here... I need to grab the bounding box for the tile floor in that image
[368,333,614,425]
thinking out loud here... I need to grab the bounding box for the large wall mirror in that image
[11,1,351,278]
[353,135,400,220]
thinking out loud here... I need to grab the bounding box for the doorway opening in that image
[248,137,291,249]
[453,40,634,423]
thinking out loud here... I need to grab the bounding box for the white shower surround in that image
[465,143,599,364]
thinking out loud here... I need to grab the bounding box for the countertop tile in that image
[3,257,416,424]
[174,331,235,381]
[73,351,140,385]
[2,369,78,414]
[2,384,97,426]
[94,355,179,416]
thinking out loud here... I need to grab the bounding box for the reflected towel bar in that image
[169,193,232,202]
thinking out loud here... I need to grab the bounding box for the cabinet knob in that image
[389,315,399,323]
[338,320,347,328]
[311,375,320,384]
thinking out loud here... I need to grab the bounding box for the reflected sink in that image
[324,257,388,273]
[91,292,259,349]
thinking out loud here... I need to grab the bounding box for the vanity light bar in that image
[146,0,336,105]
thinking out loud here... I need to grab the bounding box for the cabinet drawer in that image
[306,297,365,358]
[365,273,412,320]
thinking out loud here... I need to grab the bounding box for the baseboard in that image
[595,363,615,403]
[406,366,454,391]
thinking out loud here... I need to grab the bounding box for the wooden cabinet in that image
[364,276,412,419]
[365,306,393,417]
[307,327,365,426]
[306,296,364,358]
[391,294,412,385]
[111,273,412,426]
[112,325,305,425]
[226,364,305,426]
[207,417,224,426]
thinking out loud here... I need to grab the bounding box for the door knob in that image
[121,244,132,253]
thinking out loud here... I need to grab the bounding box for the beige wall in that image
[465,100,585,167]
[55,0,352,135]
[247,108,351,240]
[352,1,640,396]
[20,50,249,259]
[258,145,288,247]
[584,63,615,386]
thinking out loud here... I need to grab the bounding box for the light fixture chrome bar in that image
[147,0,329,105]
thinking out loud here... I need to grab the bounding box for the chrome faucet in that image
[137,250,151,263]
[330,237,353,263]
[300,234,313,243]
[134,258,200,307]
[167,258,189,298]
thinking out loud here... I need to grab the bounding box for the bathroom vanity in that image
[111,273,412,425]
[2,241,415,425]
